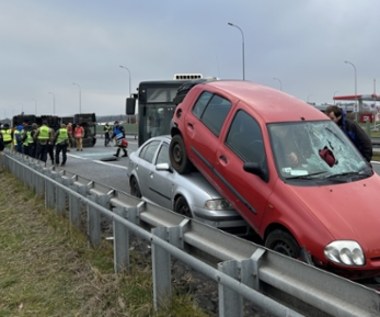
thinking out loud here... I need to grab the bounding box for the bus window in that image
[136,81,186,146]
[134,78,210,146]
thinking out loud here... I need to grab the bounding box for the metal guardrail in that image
[1,151,379,317]
[372,137,380,146]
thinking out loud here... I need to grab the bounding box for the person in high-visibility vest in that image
[22,122,34,157]
[0,125,4,152]
[1,123,13,149]
[34,121,53,164]
[54,123,69,166]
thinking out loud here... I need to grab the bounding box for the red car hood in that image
[285,175,380,258]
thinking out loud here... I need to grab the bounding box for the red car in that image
[170,80,380,279]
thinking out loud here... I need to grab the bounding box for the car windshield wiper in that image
[325,171,369,181]
[285,171,328,180]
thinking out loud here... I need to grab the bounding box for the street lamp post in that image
[227,22,245,80]
[344,60,358,119]
[72,82,82,114]
[119,65,132,96]
[273,77,283,91]
[48,92,56,115]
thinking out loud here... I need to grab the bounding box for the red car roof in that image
[200,80,329,123]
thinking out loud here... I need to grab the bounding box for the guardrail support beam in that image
[241,248,266,291]
[218,260,243,317]
[152,227,172,311]
[113,206,130,272]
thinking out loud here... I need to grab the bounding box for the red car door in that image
[213,106,273,231]
[182,91,232,186]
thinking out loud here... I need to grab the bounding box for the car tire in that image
[169,134,193,174]
[265,229,301,259]
[130,176,142,198]
[174,196,192,218]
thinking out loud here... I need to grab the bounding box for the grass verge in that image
[0,169,208,317]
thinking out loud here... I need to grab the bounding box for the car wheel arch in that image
[264,224,303,258]
[129,175,142,198]
[170,126,180,138]
[173,195,194,218]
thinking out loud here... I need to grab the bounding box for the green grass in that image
[96,123,138,135]
[0,169,208,317]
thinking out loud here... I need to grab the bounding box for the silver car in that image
[127,135,249,234]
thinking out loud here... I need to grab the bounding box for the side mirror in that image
[156,163,172,173]
[243,162,269,182]
[126,98,136,115]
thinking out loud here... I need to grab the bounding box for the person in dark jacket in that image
[325,105,373,162]
[111,121,128,158]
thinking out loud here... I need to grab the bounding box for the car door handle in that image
[219,154,228,164]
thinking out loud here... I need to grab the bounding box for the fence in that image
[1,150,379,317]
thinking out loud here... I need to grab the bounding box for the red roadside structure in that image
[333,94,380,123]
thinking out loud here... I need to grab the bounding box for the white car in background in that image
[127,135,249,235]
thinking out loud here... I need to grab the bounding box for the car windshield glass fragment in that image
[268,121,371,182]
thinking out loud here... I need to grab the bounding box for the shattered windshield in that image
[268,120,372,183]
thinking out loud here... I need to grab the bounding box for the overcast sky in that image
[1,0,380,117]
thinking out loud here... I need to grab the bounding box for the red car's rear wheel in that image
[169,134,193,174]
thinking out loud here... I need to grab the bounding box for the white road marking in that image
[93,159,129,170]
[67,153,128,170]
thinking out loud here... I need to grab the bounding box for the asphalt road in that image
[59,136,139,193]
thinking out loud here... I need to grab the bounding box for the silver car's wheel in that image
[130,176,142,198]
[174,196,192,218]
[169,134,193,174]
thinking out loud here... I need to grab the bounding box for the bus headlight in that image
[205,199,233,210]
[324,240,365,266]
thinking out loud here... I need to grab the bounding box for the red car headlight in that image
[324,240,365,266]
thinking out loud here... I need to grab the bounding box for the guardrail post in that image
[69,192,81,228]
[113,206,130,272]
[152,226,172,311]
[23,158,33,190]
[88,200,101,247]
[35,168,45,197]
[55,175,72,216]
[88,192,105,248]
[241,248,266,291]
[47,170,61,210]
[218,260,243,317]
[168,218,190,249]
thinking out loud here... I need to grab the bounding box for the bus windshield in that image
[137,81,185,146]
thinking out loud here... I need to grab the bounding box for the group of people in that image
[0,121,87,166]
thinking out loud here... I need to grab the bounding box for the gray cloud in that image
[1,0,380,117]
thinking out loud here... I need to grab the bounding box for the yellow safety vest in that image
[56,128,68,144]
[38,125,50,141]
[24,131,34,145]
[1,129,12,143]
